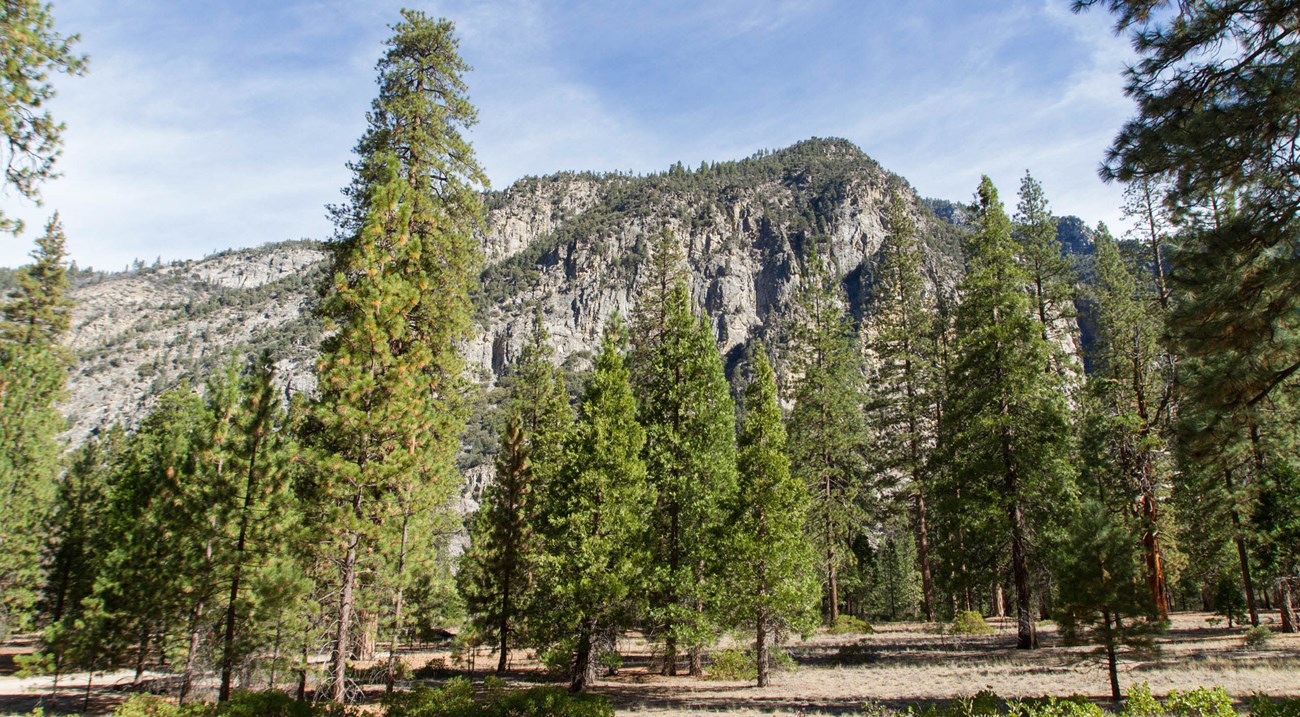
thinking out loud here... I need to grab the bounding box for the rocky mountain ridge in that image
[56,138,1087,492]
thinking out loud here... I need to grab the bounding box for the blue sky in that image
[3,0,1135,269]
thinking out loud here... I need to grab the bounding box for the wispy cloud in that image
[3,0,1140,268]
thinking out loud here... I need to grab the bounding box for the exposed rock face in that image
[63,138,966,451]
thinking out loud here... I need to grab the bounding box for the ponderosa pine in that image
[304,11,485,703]
[786,248,868,624]
[866,192,939,620]
[728,345,817,687]
[935,177,1075,649]
[543,318,651,693]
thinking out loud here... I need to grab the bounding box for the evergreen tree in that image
[0,217,72,639]
[0,2,86,236]
[82,388,212,681]
[216,354,296,701]
[630,233,738,676]
[1012,173,1078,379]
[38,428,119,690]
[459,412,535,674]
[934,177,1076,649]
[725,346,817,687]
[866,192,939,620]
[1086,223,1173,619]
[1055,501,1158,701]
[303,11,485,703]
[2,214,71,343]
[786,248,868,624]
[539,318,651,693]
[1078,0,1300,409]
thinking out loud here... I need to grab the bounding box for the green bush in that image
[706,647,757,681]
[829,615,875,635]
[1123,683,1163,717]
[112,694,209,717]
[1162,687,1236,717]
[949,611,994,636]
[1243,625,1273,647]
[383,678,612,717]
[1008,696,1104,717]
[836,639,877,665]
[217,690,314,717]
[1247,694,1300,717]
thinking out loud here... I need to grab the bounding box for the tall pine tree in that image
[303,11,486,703]
[630,232,738,676]
[540,318,651,693]
[865,193,940,620]
[726,345,817,687]
[935,177,1076,649]
[786,248,868,624]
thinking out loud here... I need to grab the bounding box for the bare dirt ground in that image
[2,613,1296,716]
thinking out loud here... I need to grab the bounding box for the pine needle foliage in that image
[934,177,1076,650]
[304,11,486,703]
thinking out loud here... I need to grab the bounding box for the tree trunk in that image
[914,491,936,621]
[1140,492,1169,620]
[661,634,677,676]
[330,528,360,703]
[993,584,1005,618]
[1104,612,1121,702]
[570,620,597,693]
[756,612,770,688]
[1225,470,1259,627]
[1010,513,1036,648]
[688,596,704,676]
[134,627,150,686]
[221,423,264,702]
[389,511,411,690]
[1280,579,1297,634]
[180,602,204,704]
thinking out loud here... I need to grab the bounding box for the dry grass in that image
[1,613,1295,716]
[590,613,1300,716]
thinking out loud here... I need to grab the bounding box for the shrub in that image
[836,639,878,665]
[1162,687,1235,717]
[1247,694,1300,717]
[112,694,209,717]
[1123,683,1163,717]
[707,647,757,681]
[949,611,994,636]
[1243,625,1273,648]
[828,615,875,635]
[382,678,611,717]
[1008,696,1104,717]
[413,656,452,679]
[217,690,313,717]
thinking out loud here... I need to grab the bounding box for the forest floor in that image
[1,612,1296,716]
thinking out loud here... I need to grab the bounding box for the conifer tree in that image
[866,193,939,620]
[303,12,486,702]
[1055,501,1158,702]
[0,216,72,639]
[726,346,817,686]
[935,177,1076,649]
[460,312,572,673]
[786,248,868,624]
[38,429,119,690]
[540,318,651,693]
[630,233,738,676]
[1078,0,1300,410]
[460,412,534,674]
[216,354,296,701]
[1013,173,1078,378]
[2,214,72,343]
[1,2,87,236]
[1086,223,1172,619]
